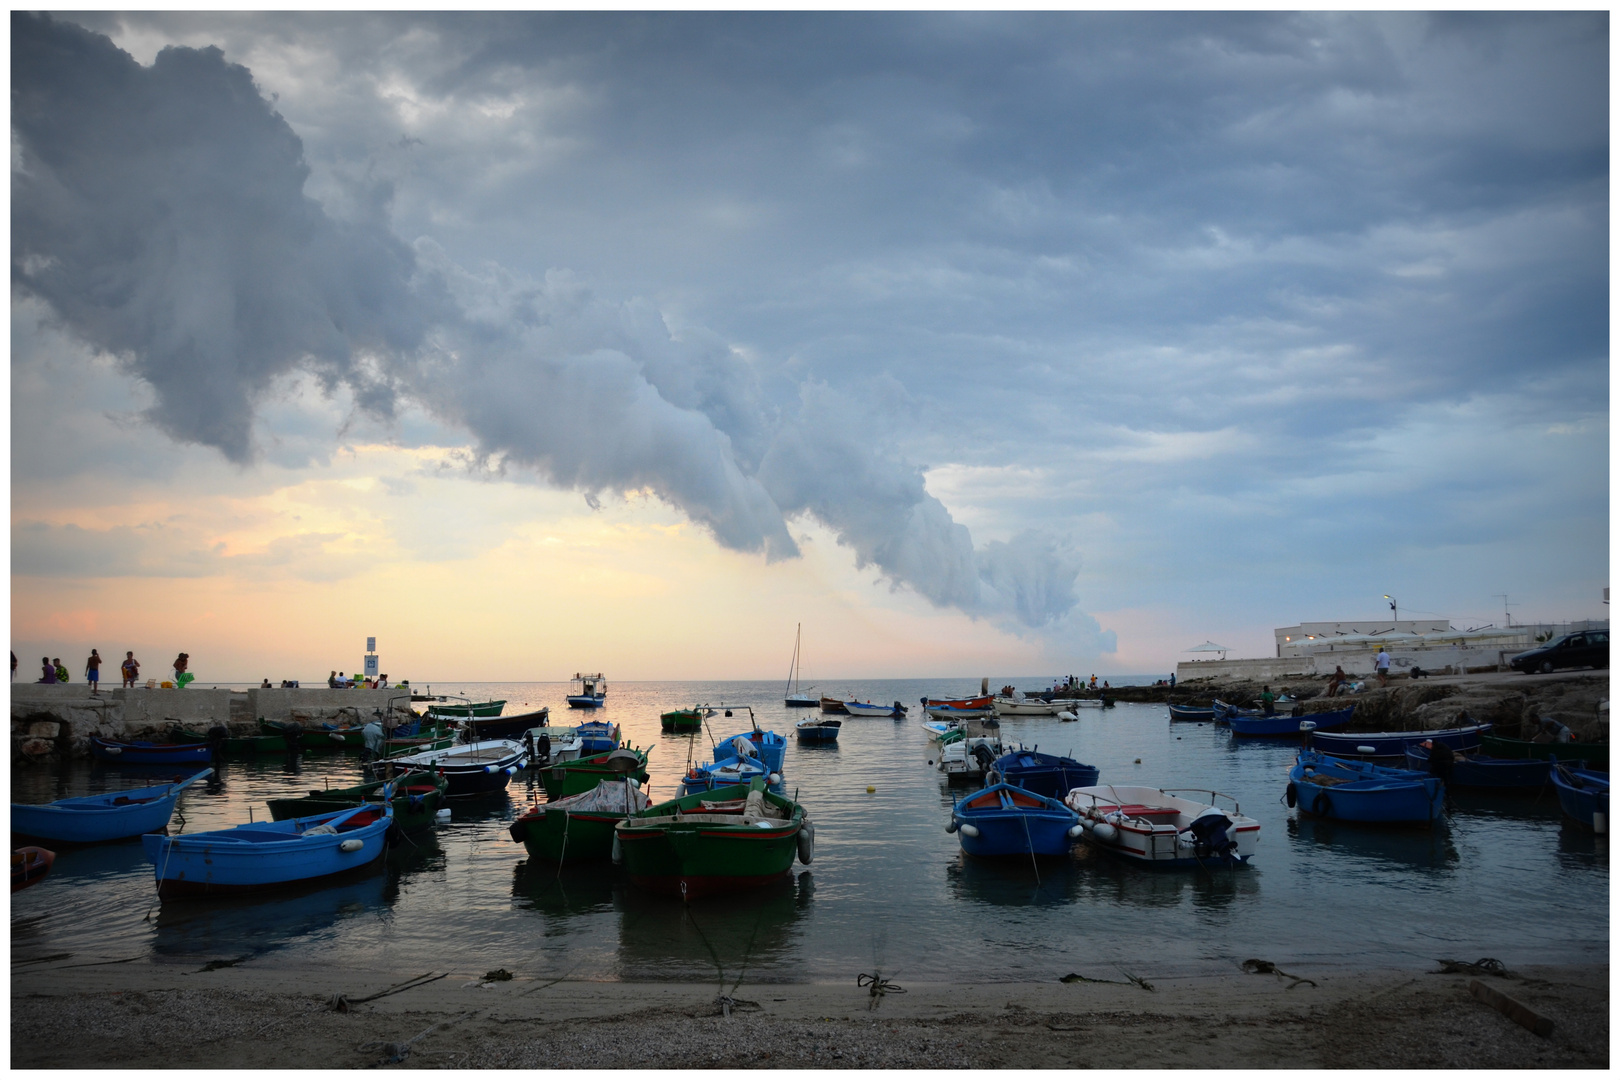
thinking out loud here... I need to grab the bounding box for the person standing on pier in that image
[1375,647,1391,687]
[122,651,140,687]
[85,648,102,695]
[172,652,190,687]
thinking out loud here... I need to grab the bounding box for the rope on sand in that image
[1435,957,1516,979]
[329,971,449,1012]
[857,972,906,1010]
[1241,958,1316,989]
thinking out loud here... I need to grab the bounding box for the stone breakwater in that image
[9,684,405,765]
[1120,670,1610,742]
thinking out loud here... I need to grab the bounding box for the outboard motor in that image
[207,725,228,761]
[279,721,303,754]
[970,743,999,773]
[1182,807,1237,859]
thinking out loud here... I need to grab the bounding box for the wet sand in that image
[11,958,1607,1068]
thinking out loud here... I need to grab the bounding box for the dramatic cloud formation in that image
[11,12,1083,634]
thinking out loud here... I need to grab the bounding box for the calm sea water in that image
[11,679,1608,984]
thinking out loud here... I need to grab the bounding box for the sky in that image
[9,11,1610,683]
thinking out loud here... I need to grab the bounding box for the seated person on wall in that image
[38,656,56,683]
[1325,666,1348,697]
[328,670,340,688]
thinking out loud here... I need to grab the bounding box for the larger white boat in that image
[1063,785,1259,867]
[937,719,1005,780]
[993,695,1061,717]
[567,672,607,709]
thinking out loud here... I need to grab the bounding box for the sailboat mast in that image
[785,623,801,695]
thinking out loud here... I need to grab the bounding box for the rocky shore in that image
[10,960,1607,1069]
[1113,669,1609,743]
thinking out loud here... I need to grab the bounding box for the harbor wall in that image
[1177,642,1521,683]
[10,684,402,764]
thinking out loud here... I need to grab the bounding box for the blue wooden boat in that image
[140,799,394,897]
[989,749,1099,800]
[795,717,841,743]
[566,672,607,709]
[1226,705,1355,738]
[572,720,620,755]
[680,754,774,795]
[1403,744,1550,789]
[88,736,213,765]
[11,769,213,844]
[1550,761,1609,830]
[1168,703,1214,722]
[1313,722,1491,759]
[714,727,787,775]
[948,782,1082,858]
[1287,750,1444,824]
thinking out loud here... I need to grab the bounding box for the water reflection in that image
[1555,823,1610,867]
[1286,814,1458,872]
[946,851,1084,908]
[615,871,811,981]
[151,868,389,959]
[1449,790,1561,823]
[1070,846,1259,910]
[511,859,617,917]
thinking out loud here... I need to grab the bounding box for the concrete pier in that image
[10,683,407,763]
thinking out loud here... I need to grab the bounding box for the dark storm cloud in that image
[11,13,1081,629]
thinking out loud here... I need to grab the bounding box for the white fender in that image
[768,772,781,785]
[958,823,981,838]
[946,819,959,833]
[1091,822,1118,844]
[1057,711,1077,722]
[338,838,363,853]
[1066,823,1085,839]
[611,832,624,865]
[796,822,815,865]
[434,808,452,823]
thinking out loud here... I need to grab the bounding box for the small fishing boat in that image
[819,695,849,715]
[553,720,620,757]
[386,739,528,796]
[1064,786,1260,867]
[424,698,507,721]
[11,769,213,844]
[1550,761,1609,830]
[509,778,651,863]
[1480,734,1608,772]
[660,707,709,732]
[88,736,213,765]
[713,721,786,773]
[539,746,651,801]
[1167,703,1214,723]
[12,847,55,892]
[989,749,1099,800]
[257,719,368,752]
[1224,705,1355,738]
[795,717,841,743]
[949,782,1082,858]
[566,673,607,709]
[614,778,811,900]
[783,623,819,707]
[681,754,774,795]
[171,724,288,756]
[992,696,1061,717]
[922,719,956,740]
[266,771,449,832]
[842,700,909,718]
[938,719,1005,781]
[921,694,994,711]
[1403,744,1550,790]
[1312,722,1492,759]
[1286,750,1444,824]
[141,801,394,897]
[923,703,996,721]
[457,705,551,742]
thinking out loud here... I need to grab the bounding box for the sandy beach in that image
[12,957,1606,1069]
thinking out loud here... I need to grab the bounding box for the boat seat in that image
[1094,804,1180,819]
[110,796,155,805]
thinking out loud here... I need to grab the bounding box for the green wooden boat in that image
[538,745,653,801]
[425,699,506,720]
[172,724,288,755]
[614,778,811,900]
[508,778,651,863]
[265,771,449,831]
[1481,734,1608,771]
[258,718,373,752]
[660,707,709,733]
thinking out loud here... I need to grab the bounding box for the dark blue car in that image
[1509,630,1609,674]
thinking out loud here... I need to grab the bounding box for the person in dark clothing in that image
[1422,739,1455,809]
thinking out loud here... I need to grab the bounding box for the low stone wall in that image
[10,685,404,765]
[1176,644,1515,683]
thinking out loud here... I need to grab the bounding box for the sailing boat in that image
[784,624,819,707]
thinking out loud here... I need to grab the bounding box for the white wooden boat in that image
[1063,785,1259,868]
[993,696,1061,717]
[937,719,1005,780]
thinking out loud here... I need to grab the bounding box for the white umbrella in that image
[1184,641,1231,659]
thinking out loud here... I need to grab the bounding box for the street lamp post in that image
[1384,595,1397,623]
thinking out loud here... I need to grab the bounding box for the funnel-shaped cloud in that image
[10,13,1090,631]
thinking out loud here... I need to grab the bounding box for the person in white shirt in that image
[1375,648,1391,687]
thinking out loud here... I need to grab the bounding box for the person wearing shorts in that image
[85,649,102,695]
[122,651,140,688]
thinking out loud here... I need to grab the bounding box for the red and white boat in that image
[1063,785,1259,868]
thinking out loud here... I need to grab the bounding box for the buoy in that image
[958,823,980,838]
[768,772,781,785]
[1356,745,1376,754]
[1134,758,1142,765]
[338,838,363,853]
[866,785,875,793]
[796,822,815,865]
[435,808,451,823]
[611,832,623,865]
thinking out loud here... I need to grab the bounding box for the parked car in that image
[1509,631,1609,674]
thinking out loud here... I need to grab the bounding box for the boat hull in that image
[1288,751,1444,824]
[993,698,1061,717]
[266,773,448,832]
[1313,723,1491,758]
[538,748,651,801]
[1064,785,1260,868]
[953,784,1079,858]
[991,751,1099,800]
[842,701,905,718]
[425,699,507,720]
[566,695,606,709]
[1167,704,1214,722]
[1551,763,1609,829]
[660,709,704,732]
[1225,705,1355,738]
[13,790,181,843]
[11,847,55,891]
[616,781,806,900]
[519,810,622,863]
[784,695,819,708]
[1403,746,1550,789]
[795,720,840,743]
[819,696,849,714]
[456,707,550,741]
[386,740,527,796]
[1480,735,1608,772]
[89,738,212,765]
[140,805,392,897]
